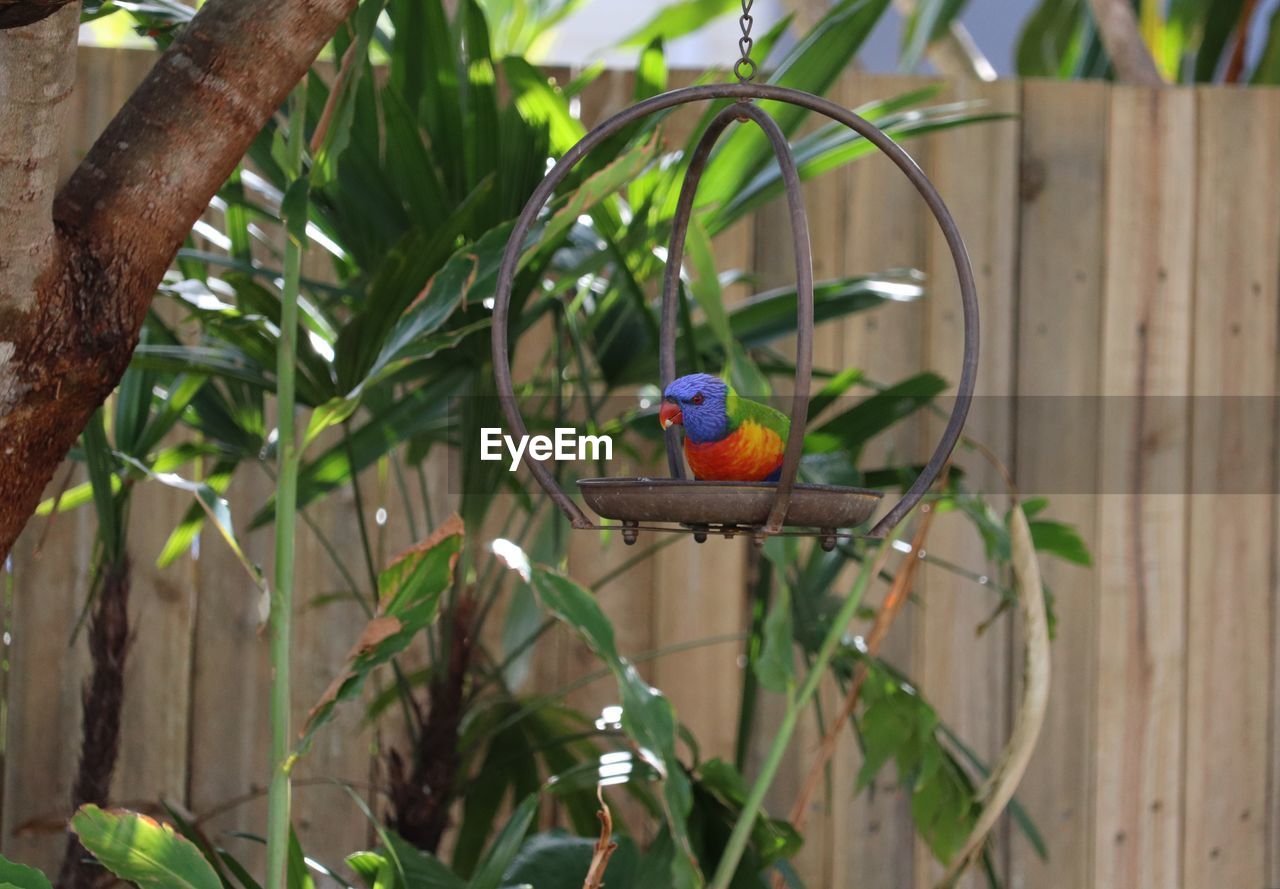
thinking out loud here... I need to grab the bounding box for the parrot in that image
[658,372,791,482]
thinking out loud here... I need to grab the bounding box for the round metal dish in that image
[577,478,883,529]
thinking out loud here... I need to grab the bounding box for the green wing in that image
[726,390,791,439]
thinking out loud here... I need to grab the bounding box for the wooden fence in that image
[5,47,1280,889]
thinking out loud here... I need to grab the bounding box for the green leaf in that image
[708,102,1008,234]
[116,455,266,599]
[0,855,52,889]
[502,832,638,889]
[303,395,362,449]
[36,476,119,516]
[467,794,538,889]
[540,134,660,247]
[457,0,501,188]
[1015,0,1086,77]
[695,759,802,864]
[693,0,891,211]
[312,0,387,188]
[159,802,235,889]
[286,830,314,889]
[725,274,923,349]
[501,57,586,155]
[1028,518,1091,566]
[254,367,467,526]
[635,37,669,100]
[113,350,154,458]
[134,374,208,458]
[391,0,463,192]
[130,345,276,395]
[345,851,387,888]
[383,834,466,889]
[525,567,700,888]
[684,216,733,350]
[333,176,492,392]
[755,585,794,694]
[806,367,864,420]
[1194,0,1245,81]
[70,806,222,889]
[296,516,464,756]
[618,0,738,47]
[281,177,311,244]
[938,722,1048,861]
[807,371,948,458]
[452,733,516,878]
[1020,496,1049,519]
[901,0,971,71]
[83,409,123,559]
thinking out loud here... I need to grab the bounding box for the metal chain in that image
[735,0,757,82]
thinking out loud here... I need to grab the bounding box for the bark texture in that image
[0,0,75,30]
[57,558,130,889]
[0,0,358,562]
[388,599,477,853]
[0,4,75,315]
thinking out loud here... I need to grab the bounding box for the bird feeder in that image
[490,12,978,549]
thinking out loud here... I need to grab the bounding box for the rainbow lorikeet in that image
[658,373,791,482]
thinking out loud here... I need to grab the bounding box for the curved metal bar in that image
[657,103,814,541]
[658,106,739,479]
[490,82,978,538]
[655,102,813,533]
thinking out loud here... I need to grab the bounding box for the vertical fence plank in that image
[2,498,94,875]
[829,72,938,889]
[188,469,274,874]
[110,482,197,809]
[1008,79,1109,889]
[289,486,383,864]
[914,79,1020,889]
[1093,85,1195,889]
[652,536,749,765]
[1182,86,1280,889]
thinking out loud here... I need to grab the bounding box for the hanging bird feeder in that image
[491,3,978,548]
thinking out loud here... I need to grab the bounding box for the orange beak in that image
[659,401,682,430]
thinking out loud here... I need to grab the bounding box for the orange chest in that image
[684,420,785,481]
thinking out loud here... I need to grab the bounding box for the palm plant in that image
[897,0,1280,84]
[41,0,1091,885]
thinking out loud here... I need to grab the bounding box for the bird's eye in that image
[690,393,704,405]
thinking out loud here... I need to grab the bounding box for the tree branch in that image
[0,0,357,561]
[1087,0,1165,85]
[0,0,75,31]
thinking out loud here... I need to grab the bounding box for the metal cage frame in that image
[490,82,979,542]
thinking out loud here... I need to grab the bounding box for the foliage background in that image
[2,0,1280,885]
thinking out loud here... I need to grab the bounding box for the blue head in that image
[659,373,730,443]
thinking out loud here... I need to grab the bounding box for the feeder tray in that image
[577,478,882,530]
[490,57,978,545]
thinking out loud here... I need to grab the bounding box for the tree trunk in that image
[388,599,477,853]
[0,0,358,563]
[57,557,131,889]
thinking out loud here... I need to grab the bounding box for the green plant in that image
[30,0,1093,887]
[900,0,1280,84]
